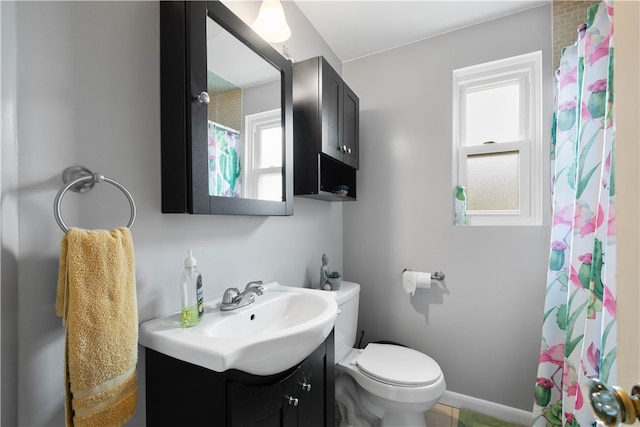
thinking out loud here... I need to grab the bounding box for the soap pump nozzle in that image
[184,249,196,268]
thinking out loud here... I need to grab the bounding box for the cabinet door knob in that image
[342,145,348,152]
[347,147,352,154]
[302,382,312,392]
[286,396,299,406]
[196,91,210,104]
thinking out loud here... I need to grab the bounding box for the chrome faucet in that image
[220,280,265,311]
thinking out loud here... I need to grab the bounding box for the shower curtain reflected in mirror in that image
[209,121,243,198]
[533,2,616,425]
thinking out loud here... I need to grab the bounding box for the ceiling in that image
[293,0,548,62]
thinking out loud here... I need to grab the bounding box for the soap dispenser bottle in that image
[180,249,204,327]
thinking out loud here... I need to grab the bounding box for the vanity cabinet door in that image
[297,334,334,427]
[226,368,298,427]
[226,356,325,427]
[224,340,333,427]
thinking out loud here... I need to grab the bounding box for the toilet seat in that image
[355,343,442,387]
[337,344,446,405]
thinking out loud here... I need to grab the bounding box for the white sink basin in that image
[139,282,338,375]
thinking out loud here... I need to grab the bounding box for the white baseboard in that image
[439,391,532,425]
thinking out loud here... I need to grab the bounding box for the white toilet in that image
[333,281,446,427]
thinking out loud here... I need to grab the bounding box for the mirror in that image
[206,18,283,201]
[160,1,293,215]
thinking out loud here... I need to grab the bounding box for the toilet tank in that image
[333,281,360,362]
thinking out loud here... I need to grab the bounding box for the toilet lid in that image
[355,343,442,386]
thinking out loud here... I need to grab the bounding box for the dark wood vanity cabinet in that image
[145,332,334,427]
[227,355,329,426]
[293,57,360,201]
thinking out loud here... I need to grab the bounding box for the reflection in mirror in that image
[206,17,283,201]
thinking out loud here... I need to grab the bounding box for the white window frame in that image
[244,109,283,201]
[452,51,542,226]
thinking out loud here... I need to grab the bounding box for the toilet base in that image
[336,372,438,427]
[360,385,430,427]
[336,374,379,427]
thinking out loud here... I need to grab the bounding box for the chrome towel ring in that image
[53,166,136,234]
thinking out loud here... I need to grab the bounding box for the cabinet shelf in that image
[295,154,357,201]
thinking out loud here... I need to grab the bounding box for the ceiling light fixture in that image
[252,0,291,43]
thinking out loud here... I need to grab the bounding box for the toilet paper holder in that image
[403,268,445,281]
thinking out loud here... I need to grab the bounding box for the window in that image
[244,109,283,201]
[452,51,542,226]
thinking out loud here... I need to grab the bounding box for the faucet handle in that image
[245,280,265,294]
[222,287,240,304]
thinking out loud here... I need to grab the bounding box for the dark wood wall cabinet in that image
[146,332,335,427]
[160,1,294,216]
[293,57,360,201]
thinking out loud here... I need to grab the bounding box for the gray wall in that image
[1,2,19,425]
[342,5,552,411]
[224,0,342,73]
[6,2,341,426]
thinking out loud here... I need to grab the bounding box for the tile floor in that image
[424,403,460,427]
[336,403,460,427]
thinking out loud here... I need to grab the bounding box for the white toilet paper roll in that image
[402,271,432,296]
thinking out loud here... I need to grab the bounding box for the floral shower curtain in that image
[208,121,242,198]
[533,2,615,426]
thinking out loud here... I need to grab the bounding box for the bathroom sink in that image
[139,282,338,375]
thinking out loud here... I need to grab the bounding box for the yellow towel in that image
[56,227,138,427]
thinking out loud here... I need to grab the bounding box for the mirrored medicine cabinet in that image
[160,1,293,215]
